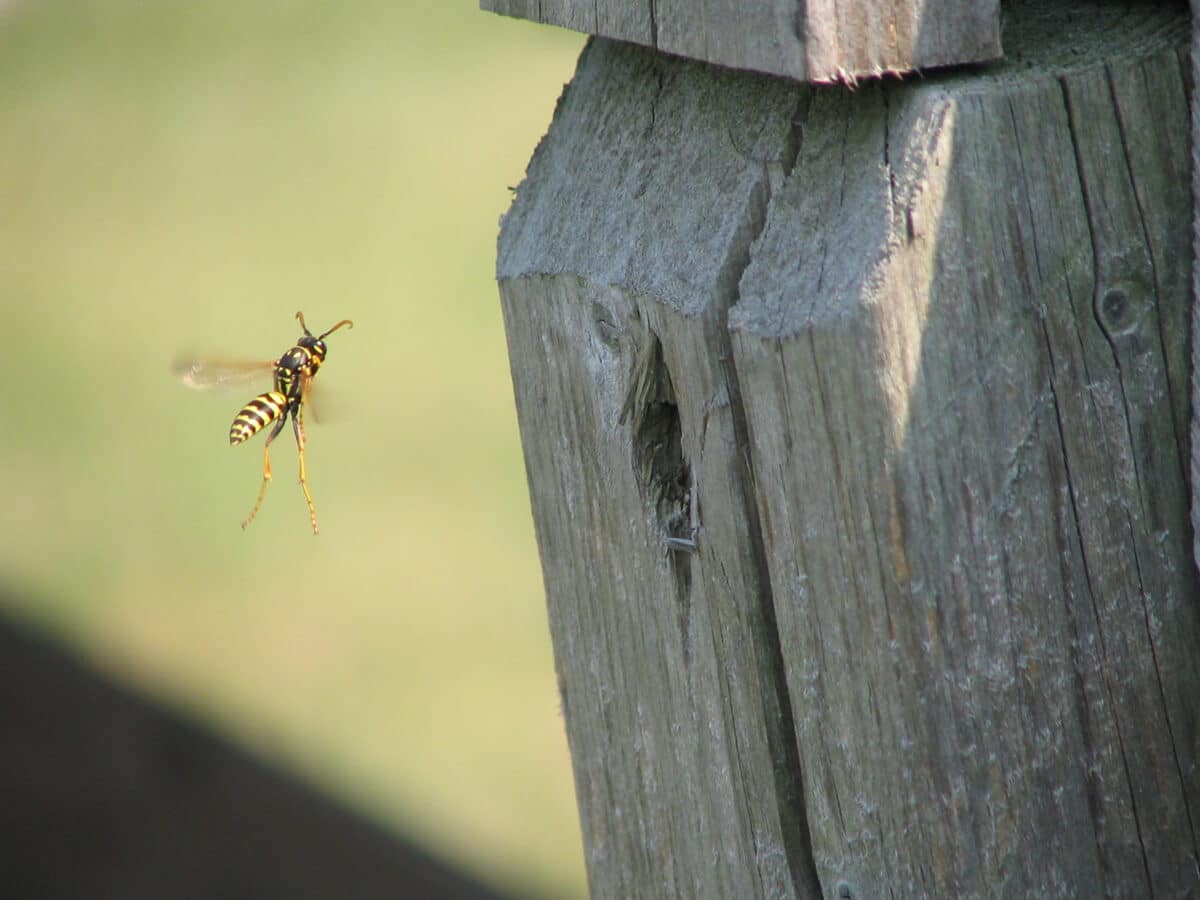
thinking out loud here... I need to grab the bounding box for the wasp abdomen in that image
[229,391,288,445]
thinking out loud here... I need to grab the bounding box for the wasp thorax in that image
[278,348,308,370]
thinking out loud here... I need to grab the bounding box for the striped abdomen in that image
[229,391,288,445]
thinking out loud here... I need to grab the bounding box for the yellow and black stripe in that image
[229,391,288,446]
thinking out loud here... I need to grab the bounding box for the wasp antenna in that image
[295,311,313,336]
[320,319,354,339]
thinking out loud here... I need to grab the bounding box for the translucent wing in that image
[172,357,276,391]
[300,370,318,423]
[300,371,335,426]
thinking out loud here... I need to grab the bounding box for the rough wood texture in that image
[480,0,1002,83]
[730,7,1197,895]
[1192,0,1200,608]
[500,51,821,899]
[497,3,1197,898]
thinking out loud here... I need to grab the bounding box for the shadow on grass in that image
[0,588,524,900]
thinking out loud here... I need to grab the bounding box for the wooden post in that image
[1192,1,1200,612]
[496,3,1198,897]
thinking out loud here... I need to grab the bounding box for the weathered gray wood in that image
[1191,0,1200,613]
[497,3,1197,898]
[480,0,1002,83]
[731,6,1197,894]
[500,44,820,898]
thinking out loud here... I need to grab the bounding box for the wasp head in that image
[295,311,354,360]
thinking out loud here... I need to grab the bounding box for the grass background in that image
[0,1,586,897]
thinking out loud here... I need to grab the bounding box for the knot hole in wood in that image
[619,321,694,599]
[1094,282,1149,342]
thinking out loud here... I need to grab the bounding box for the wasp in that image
[175,312,353,534]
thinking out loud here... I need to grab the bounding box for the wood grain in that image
[497,3,1197,896]
[1191,0,1200,624]
[499,42,820,897]
[731,9,1196,893]
[479,0,1002,83]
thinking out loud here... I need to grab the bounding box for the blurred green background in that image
[0,1,584,897]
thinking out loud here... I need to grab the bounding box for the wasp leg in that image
[293,405,319,535]
[242,415,288,530]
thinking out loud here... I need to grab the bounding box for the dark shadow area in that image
[0,587,519,900]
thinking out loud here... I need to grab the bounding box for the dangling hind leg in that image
[243,416,287,530]
[293,406,319,535]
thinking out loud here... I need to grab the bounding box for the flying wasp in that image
[175,312,354,535]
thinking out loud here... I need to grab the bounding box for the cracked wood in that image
[499,38,818,900]
[495,3,1197,897]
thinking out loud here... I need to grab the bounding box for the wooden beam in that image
[1191,0,1200,611]
[497,2,1196,896]
[480,0,1002,83]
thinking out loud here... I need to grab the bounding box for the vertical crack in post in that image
[1104,59,1199,863]
[1059,74,1156,890]
[710,116,823,898]
[784,90,811,177]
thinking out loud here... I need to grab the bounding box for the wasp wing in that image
[299,370,334,426]
[172,357,276,391]
[300,375,350,426]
